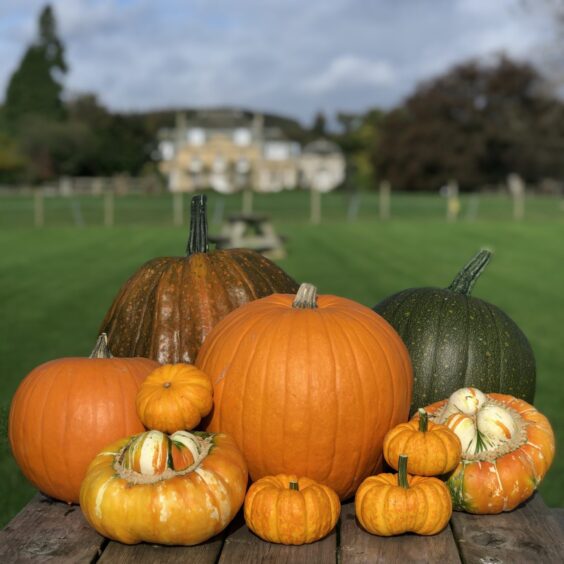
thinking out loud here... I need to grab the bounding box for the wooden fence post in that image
[34,190,44,228]
[508,173,525,220]
[446,179,461,222]
[379,180,391,220]
[104,191,115,227]
[310,188,321,225]
[242,187,254,215]
[173,192,184,226]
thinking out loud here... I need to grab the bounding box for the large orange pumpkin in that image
[9,334,158,503]
[196,283,413,500]
[423,388,555,514]
[100,194,298,364]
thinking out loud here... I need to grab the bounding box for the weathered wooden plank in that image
[339,502,461,564]
[553,508,564,534]
[218,518,337,564]
[98,535,224,564]
[450,493,564,564]
[0,493,105,563]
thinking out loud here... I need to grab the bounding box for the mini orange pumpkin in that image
[136,364,213,433]
[80,429,248,545]
[244,474,340,545]
[424,388,555,514]
[9,334,158,503]
[383,408,461,476]
[355,455,452,536]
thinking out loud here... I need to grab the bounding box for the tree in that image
[376,56,564,191]
[334,109,382,191]
[3,5,67,130]
[311,111,327,137]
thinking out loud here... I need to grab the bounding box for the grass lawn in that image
[1,190,563,526]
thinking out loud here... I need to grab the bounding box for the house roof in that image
[303,138,342,155]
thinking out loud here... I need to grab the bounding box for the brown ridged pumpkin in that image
[100,194,298,364]
[9,334,158,503]
[196,282,413,500]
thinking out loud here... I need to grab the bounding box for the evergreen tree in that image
[311,111,327,137]
[3,5,67,130]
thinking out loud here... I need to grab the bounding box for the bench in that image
[1,493,563,562]
[209,213,288,260]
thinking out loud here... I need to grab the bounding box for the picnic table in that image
[1,493,563,563]
[209,213,287,260]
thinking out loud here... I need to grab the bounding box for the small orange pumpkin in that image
[136,364,213,433]
[355,455,452,536]
[9,334,158,503]
[244,474,340,545]
[383,408,461,476]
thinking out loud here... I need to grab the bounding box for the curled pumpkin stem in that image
[289,481,300,491]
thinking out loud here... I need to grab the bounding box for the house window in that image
[236,157,250,174]
[159,141,174,160]
[189,157,203,173]
[187,128,205,146]
[234,128,251,146]
[213,154,226,172]
[264,142,290,161]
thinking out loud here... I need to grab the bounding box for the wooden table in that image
[209,213,287,260]
[1,493,563,563]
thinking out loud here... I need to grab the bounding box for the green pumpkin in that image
[374,250,535,414]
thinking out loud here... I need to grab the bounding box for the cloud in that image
[301,55,395,94]
[0,0,548,122]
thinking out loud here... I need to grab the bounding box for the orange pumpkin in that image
[9,334,157,503]
[355,455,452,536]
[383,408,461,476]
[244,474,340,545]
[424,388,555,513]
[136,364,213,433]
[80,430,248,545]
[197,282,413,500]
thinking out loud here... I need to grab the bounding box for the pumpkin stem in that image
[448,249,492,295]
[292,283,318,309]
[186,194,209,256]
[90,333,113,359]
[398,455,409,489]
[289,481,300,491]
[418,408,428,432]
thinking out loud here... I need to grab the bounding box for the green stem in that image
[418,408,428,432]
[398,455,409,489]
[90,333,113,359]
[289,481,300,491]
[186,194,209,256]
[447,249,492,295]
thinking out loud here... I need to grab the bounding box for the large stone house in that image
[158,109,345,193]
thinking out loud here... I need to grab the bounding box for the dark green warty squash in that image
[374,250,535,414]
[99,194,299,365]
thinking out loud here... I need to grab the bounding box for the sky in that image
[0,0,551,125]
